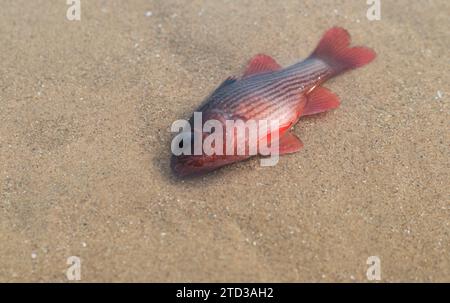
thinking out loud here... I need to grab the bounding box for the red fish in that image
[171,27,376,177]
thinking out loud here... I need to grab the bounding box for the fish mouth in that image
[170,154,212,178]
[170,154,251,178]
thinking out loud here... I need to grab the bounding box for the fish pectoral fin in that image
[268,132,304,155]
[243,54,282,77]
[302,86,341,116]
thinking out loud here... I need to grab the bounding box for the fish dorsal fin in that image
[302,86,340,116]
[209,76,238,97]
[243,54,281,77]
[194,76,237,114]
[216,76,238,90]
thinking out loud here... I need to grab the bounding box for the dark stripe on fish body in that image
[213,60,316,106]
[222,59,329,111]
[235,67,328,116]
[233,68,328,118]
[220,59,326,107]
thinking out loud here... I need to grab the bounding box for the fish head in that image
[170,129,245,178]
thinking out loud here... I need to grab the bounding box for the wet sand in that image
[0,0,448,282]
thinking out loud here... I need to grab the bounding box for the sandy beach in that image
[0,0,448,282]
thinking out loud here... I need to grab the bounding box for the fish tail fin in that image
[309,27,376,76]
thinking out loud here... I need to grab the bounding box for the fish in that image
[171,27,376,177]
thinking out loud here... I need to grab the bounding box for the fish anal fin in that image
[269,132,303,155]
[243,54,281,77]
[302,87,340,116]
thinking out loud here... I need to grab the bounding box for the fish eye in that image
[176,132,194,150]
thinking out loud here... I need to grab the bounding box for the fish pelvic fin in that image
[309,27,376,76]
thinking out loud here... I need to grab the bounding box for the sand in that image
[0,0,448,282]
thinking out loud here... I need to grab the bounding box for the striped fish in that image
[171,27,376,177]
